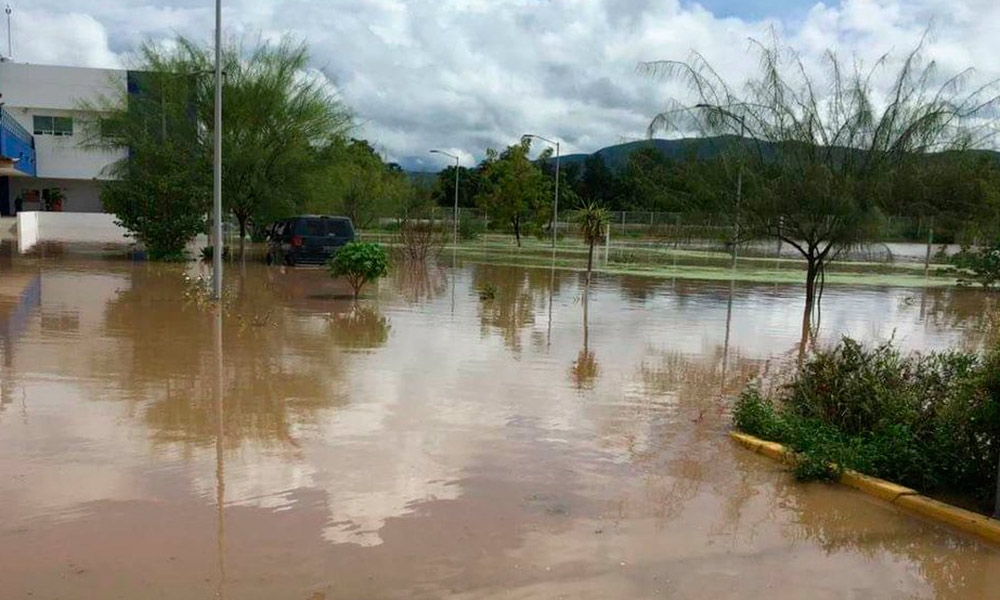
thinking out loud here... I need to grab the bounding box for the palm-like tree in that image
[574,201,610,284]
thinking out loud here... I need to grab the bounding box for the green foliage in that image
[574,201,611,247]
[950,239,1000,288]
[100,147,207,261]
[458,211,484,240]
[327,242,389,298]
[642,37,1000,311]
[83,35,353,258]
[474,139,552,246]
[304,138,414,229]
[733,338,1000,511]
[574,201,611,278]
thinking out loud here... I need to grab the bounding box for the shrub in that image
[396,219,444,262]
[950,240,1000,287]
[458,212,484,241]
[327,242,389,298]
[733,337,1000,511]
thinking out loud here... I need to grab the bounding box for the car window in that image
[328,220,353,236]
[297,220,326,236]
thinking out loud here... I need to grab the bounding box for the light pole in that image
[211,0,223,300]
[430,149,460,246]
[522,134,560,249]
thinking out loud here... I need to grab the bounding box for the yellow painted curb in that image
[729,431,1000,547]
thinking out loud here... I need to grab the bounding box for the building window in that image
[33,115,74,136]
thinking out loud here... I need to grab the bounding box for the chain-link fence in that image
[357,208,976,270]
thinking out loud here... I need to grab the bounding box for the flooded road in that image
[0,252,998,599]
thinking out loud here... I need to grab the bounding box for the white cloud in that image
[4,0,999,168]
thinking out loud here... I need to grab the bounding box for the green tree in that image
[574,201,611,284]
[84,36,353,259]
[432,165,480,209]
[642,38,1000,327]
[84,44,211,259]
[328,242,389,298]
[475,139,552,246]
[306,138,413,228]
[215,39,353,256]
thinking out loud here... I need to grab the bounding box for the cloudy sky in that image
[6,0,1000,170]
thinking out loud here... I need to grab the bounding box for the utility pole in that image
[212,0,223,300]
[5,5,12,59]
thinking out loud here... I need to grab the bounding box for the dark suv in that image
[266,216,356,266]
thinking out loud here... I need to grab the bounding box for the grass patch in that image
[734,338,1000,513]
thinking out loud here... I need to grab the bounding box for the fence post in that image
[604,222,610,265]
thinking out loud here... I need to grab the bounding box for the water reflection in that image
[569,283,599,390]
[0,258,998,598]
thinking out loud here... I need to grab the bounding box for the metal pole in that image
[733,165,742,269]
[212,0,223,300]
[453,155,460,246]
[4,5,11,58]
[552,142,560,249]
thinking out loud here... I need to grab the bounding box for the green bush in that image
[458,212,484,241]
[950,239,1000,287]
[327,242,389,298]
[733,338,1000,511]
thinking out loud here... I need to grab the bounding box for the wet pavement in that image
[1,250,999,599]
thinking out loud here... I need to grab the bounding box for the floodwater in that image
[1,248,999,599]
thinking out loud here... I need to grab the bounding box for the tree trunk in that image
[800,255,820,362]
[513,216,522,247]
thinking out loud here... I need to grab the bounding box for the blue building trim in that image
[0,106,36,176]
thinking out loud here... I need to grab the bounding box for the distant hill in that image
[410,136,1000,180]
[555,136,738,172]
[406,170,438,188]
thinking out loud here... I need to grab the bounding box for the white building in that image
[0,60,126,215]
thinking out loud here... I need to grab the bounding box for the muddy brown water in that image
[1,250,999,599]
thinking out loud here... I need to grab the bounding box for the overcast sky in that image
[5,0,1000,170]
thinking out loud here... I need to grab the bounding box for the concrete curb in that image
[729,431,1000,547]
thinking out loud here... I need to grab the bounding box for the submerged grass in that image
[733,338,1000,513]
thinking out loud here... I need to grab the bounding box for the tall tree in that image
[642,38,1000,327]
[475,139,552,247]
[85,36,353,258]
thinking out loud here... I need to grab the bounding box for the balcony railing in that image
[0,107,36,176]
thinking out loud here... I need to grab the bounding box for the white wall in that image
[17,211,209,254]
[0,62,125,111]
[15,211,37,253]
[0,62,126,181]
[10,178,103,213]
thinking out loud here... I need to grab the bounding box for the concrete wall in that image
[0,62,125,111]
[16,211,209,254]
[16,211,37,252]
[0,62,126,181]
[9,178,103,213]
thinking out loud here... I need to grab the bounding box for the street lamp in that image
[211,0,223,300]
[522,133,560,249]
[430,149,461,246]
